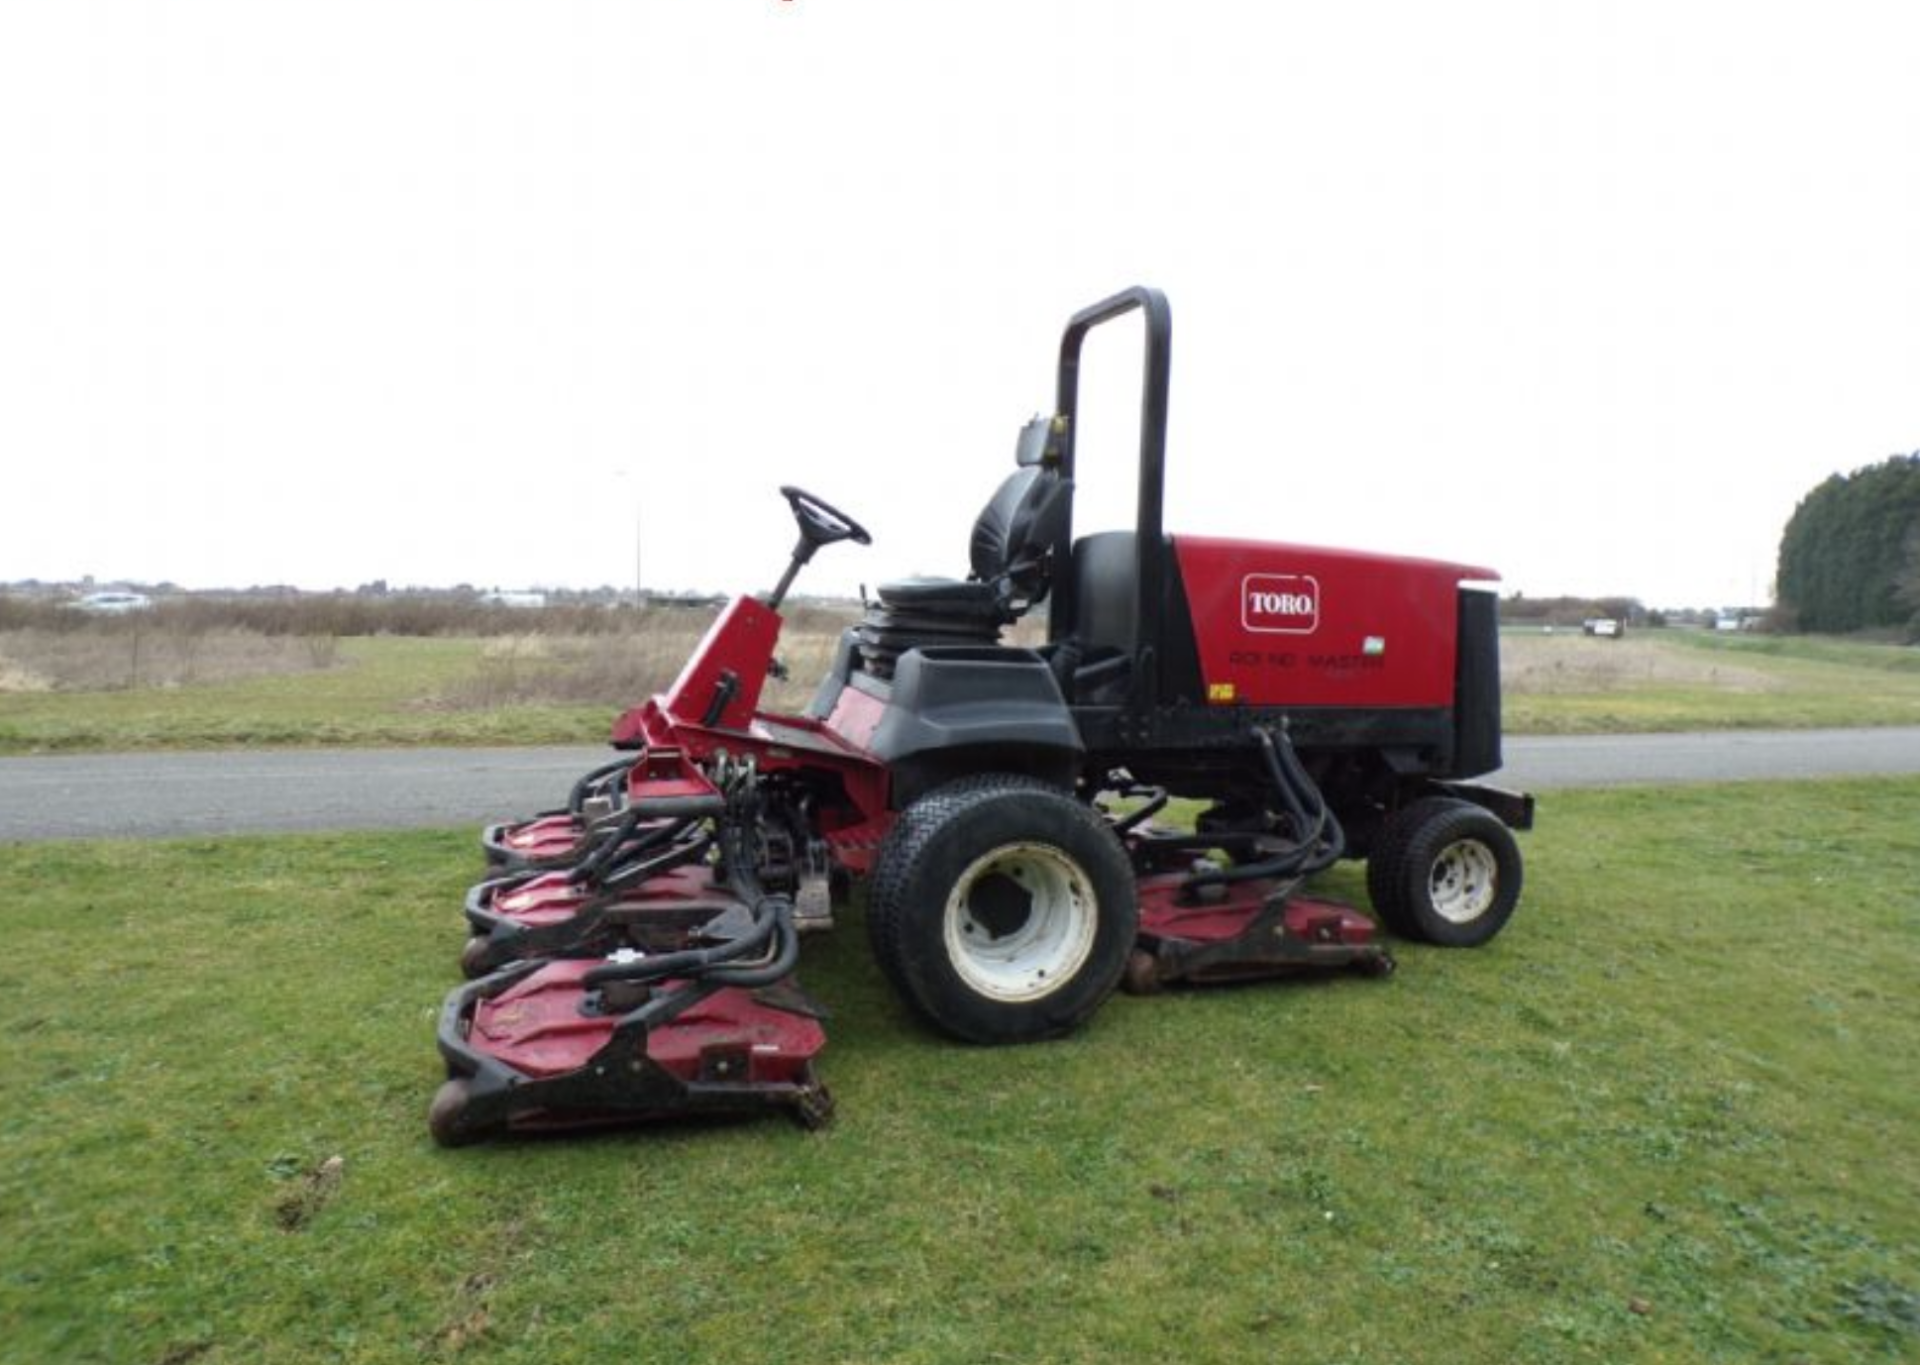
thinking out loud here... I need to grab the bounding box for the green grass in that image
[1666,629,1920,674]
[4,781,1917,1362]
[1503,631,1920,735]
[0,638,612,753]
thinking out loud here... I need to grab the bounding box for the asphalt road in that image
[3,728,1920,842]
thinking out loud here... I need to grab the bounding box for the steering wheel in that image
[779,485,872,550]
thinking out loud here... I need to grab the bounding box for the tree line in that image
[1776,452,1920,635]
[1499,595,1645,627]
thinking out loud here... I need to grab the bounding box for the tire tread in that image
[1367,796,1522,947]
[867,774,1136,1043]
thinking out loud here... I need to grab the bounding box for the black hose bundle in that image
[600,828,713,893]
[1181,725,1346,894]
[581,895,798,991]
[565,805,653,885]
[566,790,727,887]
[567,756,635,815]
[580,790,798,994]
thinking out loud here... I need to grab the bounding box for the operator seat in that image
[854,464,1072,679]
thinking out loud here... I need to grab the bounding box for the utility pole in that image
[613,467,644,606]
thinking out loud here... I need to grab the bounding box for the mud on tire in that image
[867,774,1138,1044]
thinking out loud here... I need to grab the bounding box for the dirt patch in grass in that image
[1503,634,1780,696]
[271,1154,346,1231]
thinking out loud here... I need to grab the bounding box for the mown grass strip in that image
[2,780,1915,1362]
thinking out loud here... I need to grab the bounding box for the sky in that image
[2,1,1915,610]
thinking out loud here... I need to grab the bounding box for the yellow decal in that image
[1208,682,1237,704]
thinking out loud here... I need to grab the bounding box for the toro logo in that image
[1242,573,1320,634]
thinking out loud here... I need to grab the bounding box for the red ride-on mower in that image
[432,286,1534,1144]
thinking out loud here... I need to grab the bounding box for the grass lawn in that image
[2,780,1916,1363]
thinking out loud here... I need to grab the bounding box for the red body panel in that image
[1174,536,1497,710]
[611,597,783,747]
[824,684,887,752]
[624,746,722,804]
[492,812,586,863]
[485,866,714,930]
[471,958,825,1084]
[604,594,892,827]
[664,597,781,731]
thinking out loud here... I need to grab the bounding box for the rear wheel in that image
[1367,798,1522,947]
[868,774,1137,1043]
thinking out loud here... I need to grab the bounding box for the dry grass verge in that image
[1501,633,1779,696]
[436,605,862,714]
[0,594,666,638]
[0,626,338,692]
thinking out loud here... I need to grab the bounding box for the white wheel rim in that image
[942,842,1098,1002]
[1429,838,1499,923]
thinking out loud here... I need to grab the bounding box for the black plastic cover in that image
[1451,588,1502,778]
[868,647,1083,798]
[805,627,860,720]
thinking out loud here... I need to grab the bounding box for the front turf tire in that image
[1367,797,1523,947]
[867,774,1138,1044]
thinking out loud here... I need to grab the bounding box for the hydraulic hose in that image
[580,894,791,988]
[1263,724,1346,874]
[1110,785,1170,836]
[566,807,647,885]
[1181,725,1346,893]
[567,789,727,887]
[602,831,713,893]
[567,757,636,815]
[704,900,800,987]
[581,750,803,992]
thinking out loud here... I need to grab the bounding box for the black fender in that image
[869,647,1084,807]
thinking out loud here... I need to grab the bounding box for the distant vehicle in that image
[74,591,153,615]
[1582,617,1622,639]
[480,591,547,609]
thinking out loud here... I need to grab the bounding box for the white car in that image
[1582,617,1621,639]
[74,591,153,615]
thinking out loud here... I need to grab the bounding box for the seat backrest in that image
[968,467,1072,609]
[1060,529,1139,703]
[1070,530,1138,653]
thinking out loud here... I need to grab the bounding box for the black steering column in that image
[766,485,872,611]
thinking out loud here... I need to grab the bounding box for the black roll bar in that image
[1050,286,1173,709]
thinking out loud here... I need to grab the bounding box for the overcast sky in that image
[3,1,1915,609]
